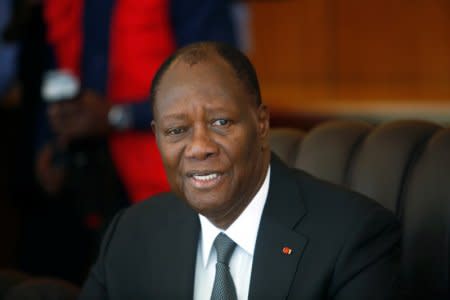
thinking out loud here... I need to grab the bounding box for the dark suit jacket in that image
[79,156,400,299]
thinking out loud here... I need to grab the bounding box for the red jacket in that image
[44,0,174,202]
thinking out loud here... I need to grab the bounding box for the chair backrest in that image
[4,278,80,300]
[0,269,30,299]
[270,119,450,299]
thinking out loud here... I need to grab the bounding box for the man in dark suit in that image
[79,42,400,299]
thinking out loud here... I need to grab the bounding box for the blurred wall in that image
[248,0,450,126]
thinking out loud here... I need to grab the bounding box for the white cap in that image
[41,69,80,102]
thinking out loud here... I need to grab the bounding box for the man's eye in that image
[212,119,231,127]
[166,127,185,135]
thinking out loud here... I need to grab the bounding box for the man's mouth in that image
[187,172,224,189]
[192,173,219,181]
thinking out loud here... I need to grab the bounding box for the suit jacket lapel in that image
[249,156,309,300]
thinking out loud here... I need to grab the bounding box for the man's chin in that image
[184,194,228,216]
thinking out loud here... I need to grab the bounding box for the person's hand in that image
[0,83,21,109]
[47,90,111,145]
[35,143,65,196]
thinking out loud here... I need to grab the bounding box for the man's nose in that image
[185,125,219,160]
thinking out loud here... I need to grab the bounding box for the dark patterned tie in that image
[210,233,238,300]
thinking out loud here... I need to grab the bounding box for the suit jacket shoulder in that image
[79,192,200,299]
[249,156,401,300]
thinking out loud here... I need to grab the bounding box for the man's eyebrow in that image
[206,106,241,116]
[160,113,187,121]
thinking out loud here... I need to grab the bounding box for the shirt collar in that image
[198,166,271,267]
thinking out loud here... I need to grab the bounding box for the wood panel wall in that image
[247,0,450,126]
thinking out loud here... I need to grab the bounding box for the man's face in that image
[152,55,270,229]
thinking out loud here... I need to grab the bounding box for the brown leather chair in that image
[270,119,450,299]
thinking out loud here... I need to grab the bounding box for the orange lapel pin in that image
[282,247,293,255]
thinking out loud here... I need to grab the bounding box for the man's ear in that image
[257,104,270,139]
[151,120,157,134]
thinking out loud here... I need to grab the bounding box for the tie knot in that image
[213,233,236,264]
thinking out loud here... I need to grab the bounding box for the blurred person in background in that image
[1,0,49,272]
[0,0,22,271]
[27,0,245,284]
[1,0,71,282]
[0,0,20,107]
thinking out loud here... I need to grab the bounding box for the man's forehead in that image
[156,57,237,98]
[152,48,258,115]
[165,53,231,78]
[153,60,256,120]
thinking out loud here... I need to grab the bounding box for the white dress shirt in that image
[193,166,271,300]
